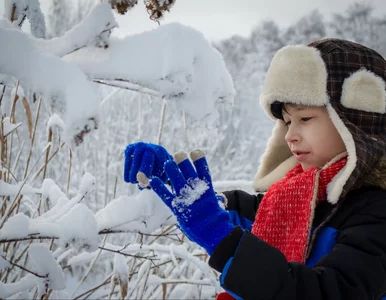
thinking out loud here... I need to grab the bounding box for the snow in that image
[0,213,29,239]
[3,0,27,23]
[0,208,98,251]
[1,175,98,253]
[172,178,209,209]
[69,242,218,286]
[0,255,10,270]
[0,275,38,298]
[41,179,67,207]
[113,253,129,298]
[0,180,41,197]
[0,25,100,144]
[47,114,65,134]
[35,3,117,57]
[64,22,235,121]
[2,116,22,136]
[96,188,175,233]
[113,253,129,280]
[28,244,65,290]
[36,175,94,223]
[25,0,46,38]
[55,204,99,252]
[78,172,96,195]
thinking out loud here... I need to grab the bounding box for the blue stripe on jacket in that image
[228,210,253,231]
[306,226,338,268]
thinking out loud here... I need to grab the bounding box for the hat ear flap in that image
[341,69,386,113]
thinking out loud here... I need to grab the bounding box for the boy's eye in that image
[301,117,312,122]
[284,117,312,127]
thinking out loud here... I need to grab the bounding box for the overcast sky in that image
[112,0,386,41]
[1,0,385,41]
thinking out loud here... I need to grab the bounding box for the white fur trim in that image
[260,45,329,119]
[341,69,386,114]
[325,103,357,204]
[253,120,295,191]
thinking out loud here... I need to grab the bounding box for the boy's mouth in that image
[293,151,310,160]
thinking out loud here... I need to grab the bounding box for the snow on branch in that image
[0,174,98,251]
[3,0,46,37]
[0,26,100,145]
[64,22,235,120]
[69,241,221,290]
[96,189,175,234]
[0,244,65,298]
[34,3,117,57]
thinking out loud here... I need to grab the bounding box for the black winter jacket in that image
[209,187,386,300]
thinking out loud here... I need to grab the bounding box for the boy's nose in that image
[285,127,300,144]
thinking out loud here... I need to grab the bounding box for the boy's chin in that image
[300,162,318,171]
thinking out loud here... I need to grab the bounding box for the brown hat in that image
[254,38,386,204]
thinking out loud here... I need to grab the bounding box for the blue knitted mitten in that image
[150,150,234,255]
[124,142,173,187]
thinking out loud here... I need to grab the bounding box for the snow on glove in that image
[149,149,234,255]
[124,142,173,188]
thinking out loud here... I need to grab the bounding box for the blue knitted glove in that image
[124,142,173,187]
[149,149,235,255]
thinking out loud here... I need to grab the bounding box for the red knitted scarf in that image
[251,155,347,263]
[216,155,347,300]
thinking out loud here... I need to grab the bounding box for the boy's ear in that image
[341,69,386,114]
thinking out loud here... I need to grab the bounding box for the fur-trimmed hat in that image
[254,38,386,204]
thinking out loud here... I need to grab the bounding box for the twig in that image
[98,246,158,261]
[23,96,42,179]
[74,273,113,300]
[157,100,166,145]
[0,160,18,182]
[93,79,162,98]
[31,142,65,182]
[2,240,33,282]
[1,255,46,278]
[67,148,72,196]
[98,228,179,238]
[71,235,109,298]
[0,148,45,229]
[0,236,57,244]
[74,259,178,300]
[0,85,6,107]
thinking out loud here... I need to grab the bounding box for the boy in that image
[124,39,386,299]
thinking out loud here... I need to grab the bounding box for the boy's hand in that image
[149,150,234,255]
[124,142,173,187]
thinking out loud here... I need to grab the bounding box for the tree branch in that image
[1,255,46,279]
[0,235,58,244]
[98,246,158,262]
[93,79,162,98]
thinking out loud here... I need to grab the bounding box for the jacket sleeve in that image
[221,190,264,221]
[209,192,386,300]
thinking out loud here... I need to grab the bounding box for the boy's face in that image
[282,104,346,171]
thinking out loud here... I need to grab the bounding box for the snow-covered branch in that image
[64,22,235,120]
[33,3,117,57]
[0,26,100,144]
